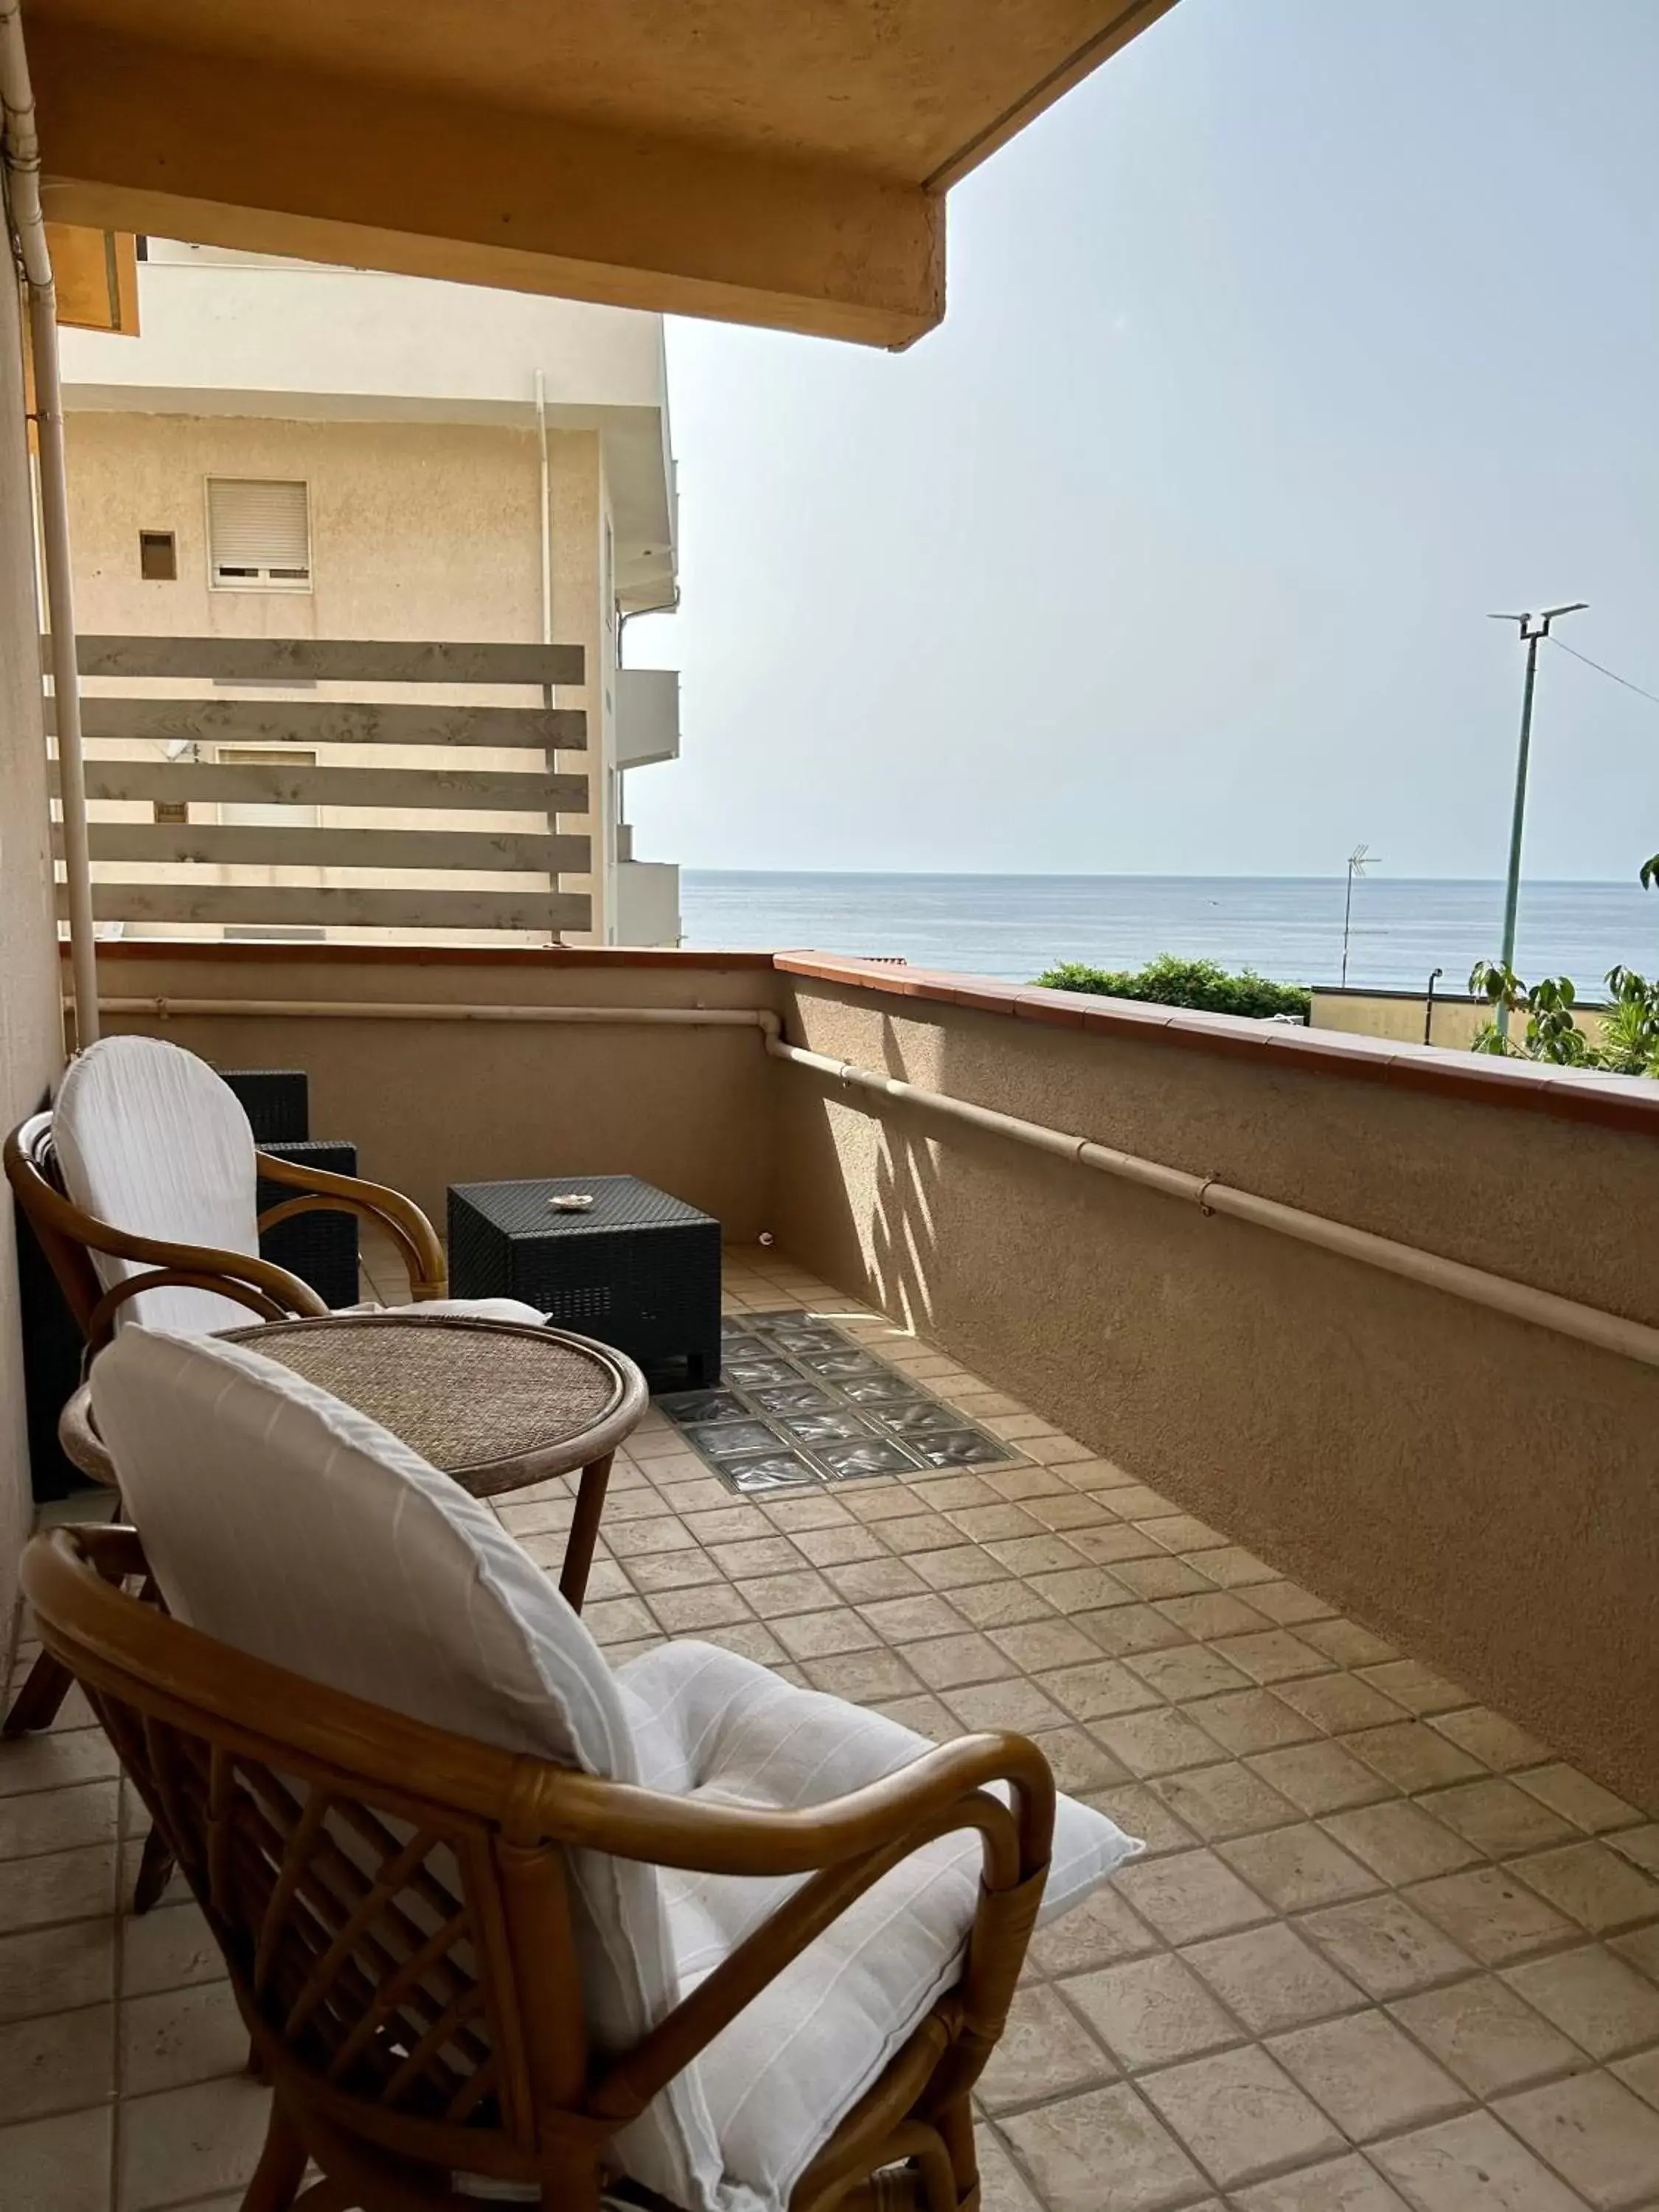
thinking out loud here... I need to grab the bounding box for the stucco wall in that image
[0,279,69,1630]
[772,973,1659,1806]
[1312,987,1610,1052]
[86,947,782,1240]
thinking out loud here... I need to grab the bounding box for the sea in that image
[678,872,1659,995]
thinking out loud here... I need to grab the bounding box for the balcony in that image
[615,665,681,770]
[5,939,1659,2205]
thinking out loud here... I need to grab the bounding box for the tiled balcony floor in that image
[4,1245,1659,2210]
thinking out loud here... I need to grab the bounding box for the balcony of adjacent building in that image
[5,935,1658,2210]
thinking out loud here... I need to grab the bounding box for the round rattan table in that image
[60,1311,647,1615]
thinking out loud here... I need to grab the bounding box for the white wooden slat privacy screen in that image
[50,636,588,940]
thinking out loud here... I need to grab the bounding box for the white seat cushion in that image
[55,1034,264,1332]
[615,1640,1140,2208]
[91,1327,1141,2212]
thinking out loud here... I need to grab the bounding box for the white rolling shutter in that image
[206,479,311,590]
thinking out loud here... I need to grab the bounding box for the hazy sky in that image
[625,0,1659,880]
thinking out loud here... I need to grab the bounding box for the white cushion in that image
[55,1034,263,1332]
[91,1327,1141,2212]
[616,1640,1140,2206]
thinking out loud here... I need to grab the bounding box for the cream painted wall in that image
[63,413,623,944]
[0,278,69,1629]
[1311,987,1611,1053]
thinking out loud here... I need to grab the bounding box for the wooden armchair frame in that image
[24,1523,1056,2212]
[4,1110,449,1358]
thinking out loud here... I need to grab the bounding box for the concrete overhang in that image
[27,1,1178,348]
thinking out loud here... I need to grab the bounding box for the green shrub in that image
[1034,953,1310,1021]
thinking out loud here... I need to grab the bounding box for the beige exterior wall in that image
[63,410,621,945]
[1312,986,1611,1053]
[88,948,782,1240]
[771,975,1659,1808]
[0,279,69,1632]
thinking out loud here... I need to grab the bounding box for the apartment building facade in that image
[56,240,682,947]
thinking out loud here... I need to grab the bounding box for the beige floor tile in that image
[801,1648,922,1700]
[1613,2047,1659,2111]
[0,2004,115,2125]
[762,1495,856,1532]
[768,1607,880,1660]
[1138,2042,1343,2190]
[688,1619,787,1666]
[1063,1952,1240,2070]
[1028,1727,1127,1795]
[1217,1824,1382,1915]
[987,1534,1092,1579]
[1498,2070,1659,2208]
[1517,1766,1645,1837]
[623,1548,723,1595]
[787,1523,888,1568]
[976,1983,1117,2112]
[1184,1922,1363,2037]
[120,1983,248,2099]
[1038,1659,1163,1725]
[947,1579,1059,1631]
[117,2074,274,2211]
[975,2123,1046,2212]
[645,1584,755,1634]
[1342,1723,1484,1795]
[1359,1661,1469,1718]
[823,1555,929,1604]
[1068,1524,1168,1566]
[1110,1557,1212,1601]
[1512,1844,1659,1936]
[1231,2152,1413,2208]
[1188,1546,1279,1590]
[0,2104,114,2212]
[1299,1896,1476,2000]
[857,1594,964,1643]
[1093,1707,1229,1779]
[1612,1830,1659,1880]
[913,1545,1008,1592]
[1322,1801,1482,1886]
[120,1907,232,2003]
[1299,1620,1399,1669]
[880,1514,966,1556]
[1124,1646,1253,1704]
[1369,2109,1583,2210]
[1115,1850,1273,1945]
[1503,1944,1659,2062]
[1023,1492,1116,1532]
[1076,1604,1191,1656]
[947,1504,1047,1545]
[1155,1592,1272,1641]
[0,1844,119,1934]
[1241,1584,1340,1630]
[1026,1885,1163,1978]
[582,1594,660,1644]
[0,1919,115,2022]
[941,1678,1067,1734]
[1389,1975,1588,2098]
[1268,2008,1469,2140]
[0,1781,119,1861]
[987,1618,1105,1672]
[0,1732,121,1798]
[707,1535,801,1579]
[905,1631,1018,1690]
[1086,1783,1198,1859]
[1430,1709,1553,1774]
[729,1567,837,1617]
[1276,1674,1409,1736]
[1150,1761,1301,1843]
[1188,1689,1322,1758]
[1421,1779,1579,1859]
[1248,1743,1393,1818]
[1404,1868,1578,1967]
[998,2081,1207,2212]
[1209,1632,1332,1687]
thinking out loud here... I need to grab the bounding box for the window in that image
[206,479,311,591]
[152,799,189,826]
[139,530,176,580]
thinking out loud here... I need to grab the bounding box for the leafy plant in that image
[1468,960,1659,1076]
[1036,953,1310,1022]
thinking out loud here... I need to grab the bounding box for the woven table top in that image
[218,1312,637,1495]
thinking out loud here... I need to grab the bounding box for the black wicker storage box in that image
[448,1175,720,1385]
[221,1069,309,1144]
[257,1139,359,1310]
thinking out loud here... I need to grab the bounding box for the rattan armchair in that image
[5,1105,448,1357]
[24,1520,1055,2212]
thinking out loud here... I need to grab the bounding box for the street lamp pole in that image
[1489,602,1587,1038]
